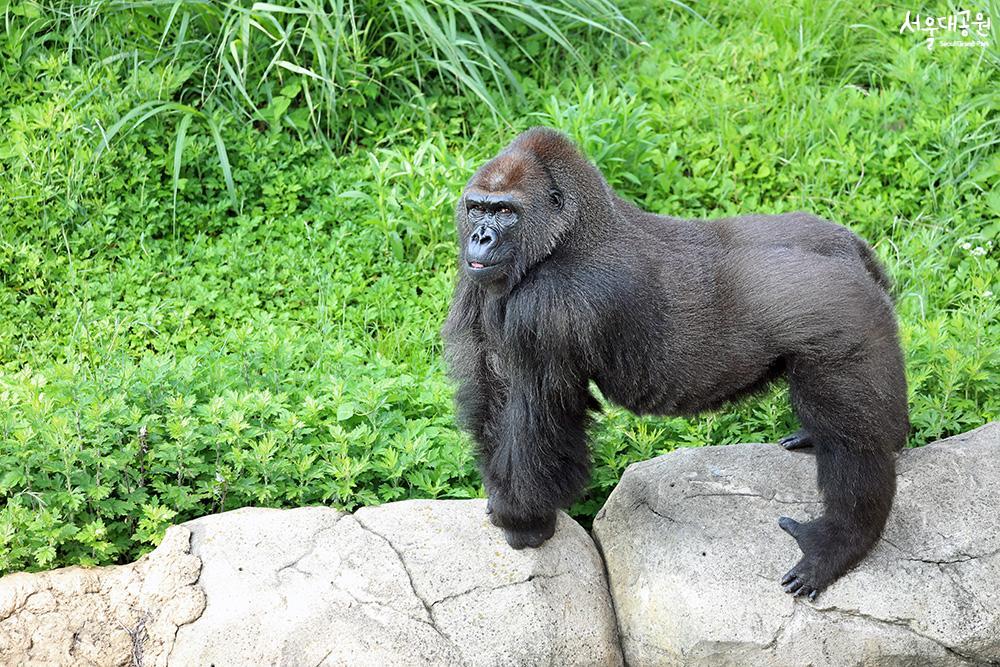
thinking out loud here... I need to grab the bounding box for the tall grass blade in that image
[172,112,194,218]
[204,114,238,208]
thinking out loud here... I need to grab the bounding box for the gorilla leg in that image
[779,345,907,597]
[779,445,895,597]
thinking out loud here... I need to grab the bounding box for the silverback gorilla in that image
[442,127,909,599]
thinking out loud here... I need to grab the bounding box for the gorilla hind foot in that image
[780,556,822,600]
[779,430,813,450]
[778,516,869,600]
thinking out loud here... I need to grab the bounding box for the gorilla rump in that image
[442,127,909,599]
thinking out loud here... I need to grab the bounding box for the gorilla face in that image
[461,192,519,283]
[457,149,569,287]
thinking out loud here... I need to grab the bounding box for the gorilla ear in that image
[549,189,564,211]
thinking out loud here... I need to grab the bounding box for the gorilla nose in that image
[471,224,497,248]
[467,224,499,263]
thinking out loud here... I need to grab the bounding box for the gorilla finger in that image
[504,527,549,550]
[808,590,819,601]
[504,531,528,549]
[780,571,797,586]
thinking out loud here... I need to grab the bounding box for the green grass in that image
[24,0,640,147]
[1,0,997,573]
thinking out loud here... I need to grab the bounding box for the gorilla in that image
[443,127,909,599]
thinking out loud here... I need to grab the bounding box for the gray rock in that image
[593,421,1000,666]
[171,500,621,666]
[1,500,621,666]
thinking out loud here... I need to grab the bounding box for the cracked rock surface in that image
[169,499,621,666]
[0,526,205,666]
[0,500,619,666]
[593,421,1000,666]
[0,500,621,667]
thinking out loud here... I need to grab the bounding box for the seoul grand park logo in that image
[899,9,992,49]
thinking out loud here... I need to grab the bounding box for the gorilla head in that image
[455,129,600,289]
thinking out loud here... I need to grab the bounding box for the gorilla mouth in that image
[467,260,499,270]
[465,259,506,281]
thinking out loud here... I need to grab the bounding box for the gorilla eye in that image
[550,190,564,211]
[498,206,512,215]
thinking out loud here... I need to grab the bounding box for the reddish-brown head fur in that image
[468,127,583,194]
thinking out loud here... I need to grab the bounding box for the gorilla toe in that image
[778,516,803,539]
[781,559,823,600]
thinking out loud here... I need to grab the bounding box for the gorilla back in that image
[443,127,909,600]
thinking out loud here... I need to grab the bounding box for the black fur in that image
[443,127,909,598]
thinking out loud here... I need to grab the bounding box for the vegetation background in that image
[1,0,997,574]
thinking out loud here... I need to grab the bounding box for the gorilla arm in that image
[478,278,597,549]
[483,356,591,548]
